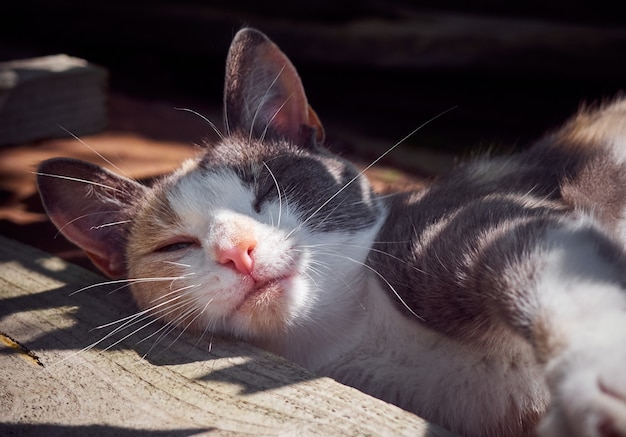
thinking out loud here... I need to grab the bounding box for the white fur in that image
[159,168,386,370]
[321,274,549,436]
[531,219,626,436]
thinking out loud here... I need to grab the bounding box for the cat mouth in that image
[235,274,294,311]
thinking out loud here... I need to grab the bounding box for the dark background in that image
[3,1,626,161]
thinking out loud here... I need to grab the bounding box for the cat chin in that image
[228,274,305,335]
[175,272,314,343]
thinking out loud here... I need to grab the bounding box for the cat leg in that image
[537,307,626,436]
[526,222,626,437]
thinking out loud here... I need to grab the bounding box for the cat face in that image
[125,134,382,343]
[37,28,384,353]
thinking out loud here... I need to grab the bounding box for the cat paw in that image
[538,352,626,437]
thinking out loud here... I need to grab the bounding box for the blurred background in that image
[1,1,625,268]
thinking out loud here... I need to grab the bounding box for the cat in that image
[36,27,626,437]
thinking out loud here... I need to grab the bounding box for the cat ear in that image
[37,158,147,278]
[224,27,325,145]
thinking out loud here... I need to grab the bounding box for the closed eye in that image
[155,238,200,253]
[253,197,263,213]
[254,183,279,213]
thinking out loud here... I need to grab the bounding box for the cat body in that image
[37,28,626,436]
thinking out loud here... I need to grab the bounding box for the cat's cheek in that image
[127,258,187,304]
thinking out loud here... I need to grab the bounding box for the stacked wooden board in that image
[0,54,107,146]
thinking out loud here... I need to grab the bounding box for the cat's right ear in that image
[223,27,325,146]
[37,158,147,278]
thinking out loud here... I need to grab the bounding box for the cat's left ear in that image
[223,27,325,145]
[37,158,148,278]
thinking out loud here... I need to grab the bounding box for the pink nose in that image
[216,238,257,275]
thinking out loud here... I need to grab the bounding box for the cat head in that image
[37,28,384,361]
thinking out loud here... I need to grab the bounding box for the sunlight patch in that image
[37,256,67,272]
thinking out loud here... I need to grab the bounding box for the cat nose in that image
[216,238,257,275]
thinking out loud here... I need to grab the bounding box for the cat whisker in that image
[90,291,204,358]
[432,250,450,273]
[310,203,349,233]
[136,303,198,351]
[248,65,286,144]
[194,315,218,352]
[69,275,192,296]
[259,92,295,144]
[90,311,172,356]
[157,283,199,303]
[34,172,125,194]
[47,301,176,368]
[284,249,326,287]
[301,262,328,281]
[56,125,133,179]
[263,161,283,228]
[69,278,135,296]
[300,269,321,289]
[93,286,199,335]
[169,275,191,291]
[89,220,131,230]
[162,260,192,268]
[296,255,333,277]
[347,258,424,321]
[285,107,457,240]
[174,107,225,141]
[309,260,364,307]
[297,242,432,276]
[375,191,407,201]
[49,210,122,239]
[308,250,424,321]
[103,273,192,296]
[290,245,367,305]
[141,296,214,359]
[93,308,156,341]
[94,306,162,331]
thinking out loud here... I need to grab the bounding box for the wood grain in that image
[0,235,454,436]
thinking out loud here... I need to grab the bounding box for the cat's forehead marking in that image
[320,158,346,185]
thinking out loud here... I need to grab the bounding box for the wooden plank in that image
[0,235,454,436]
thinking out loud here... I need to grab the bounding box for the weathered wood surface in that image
[0,235,454,436]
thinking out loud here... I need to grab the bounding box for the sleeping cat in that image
[36,28,626,437]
